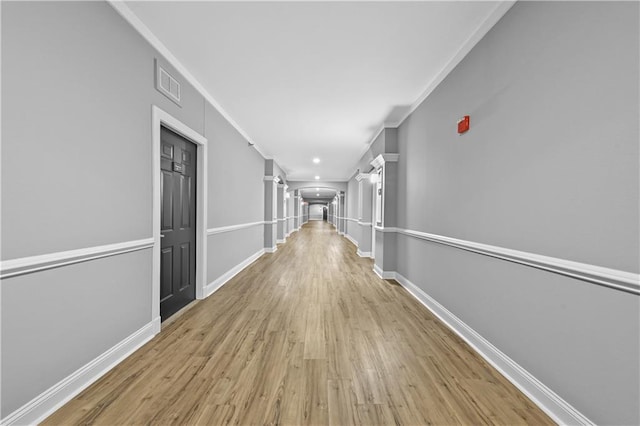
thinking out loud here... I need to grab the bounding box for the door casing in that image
[152,106,207,324]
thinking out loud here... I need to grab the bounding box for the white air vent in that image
[155,59,181,105]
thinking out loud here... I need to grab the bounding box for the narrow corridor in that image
[44,221,552,425]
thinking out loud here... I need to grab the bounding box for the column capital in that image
[370,153,399,169]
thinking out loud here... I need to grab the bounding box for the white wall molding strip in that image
[265,246,278,253]
[345,234,358,247]
[276,239,286,244]
[0,238,154,280]
[1,317,161,426]
[203,249,265,298]
[392,271,594,426]
[373,264,395,280]
[394,227,639,295]
[207,221,265,236]
[356,250,372,258]
[358,221,373,227]
[345,217,359,222]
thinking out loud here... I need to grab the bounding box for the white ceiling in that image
[300,187,337,201]
[123,1,508,181]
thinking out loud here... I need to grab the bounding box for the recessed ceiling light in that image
[315,176,320,180]
[313,158,320,164]
[316,193,320,196]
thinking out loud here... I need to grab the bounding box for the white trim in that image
[370,153,400,169]
[345,217,359,222]
[263,175,280,182]
[358,221,373,227]
[0,238,154,280]
[107,1,270,159]
[207,221,264,236]
[357,249,371,258]
[277,239,286,244]
[392,2,515,129]
[374,226,397,233]
[345,234,358,247]
[265,246,278,253]
[1,317,161,426]
[277,218,286,222]
[202,249,265,298]
[393,272,594,426]
[350,2,515,179]
[355,173,369,182]
[152,106,208,312]
[395,227,639,295]
[373,264,395,280]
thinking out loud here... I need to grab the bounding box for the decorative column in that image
[338,192,345,235]
[293,190,300,230]
[264,176,278,252]
[355,172,373,257]
[285,190,292,237]
[370,153,399,276]
[276,183,285,243]
[302,202,309,224]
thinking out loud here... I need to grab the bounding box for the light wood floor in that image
[44,221,554,425]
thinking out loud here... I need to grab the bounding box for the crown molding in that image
[107,1,270,160]
[391,1,516,129]
[0,238,154,280]
[349,1,515,177]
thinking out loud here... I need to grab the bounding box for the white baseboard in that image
[276,238,285,244]
[373,264,395,279]
[392,271,594,426]
[356,249,371,258]
[345,234,358,247]
[203,248,265,298]
[265,246,277,253]
[2,317,161,426]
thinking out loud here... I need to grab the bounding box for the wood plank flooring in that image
[43,221,554,425]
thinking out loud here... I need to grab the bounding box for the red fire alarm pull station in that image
[457,115,470,134]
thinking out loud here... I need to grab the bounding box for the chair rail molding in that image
[0,238,154,280]
[207,221,265,236]
[394,227,639,295]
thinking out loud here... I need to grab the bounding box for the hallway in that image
[44,221,551,425]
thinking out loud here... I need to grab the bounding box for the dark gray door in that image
[160,126,197,320]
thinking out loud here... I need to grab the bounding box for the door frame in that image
[152,106,208,322]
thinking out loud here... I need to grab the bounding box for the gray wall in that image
[1,1,266,418]
[395,2,639,424]
[205,101,265,283]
